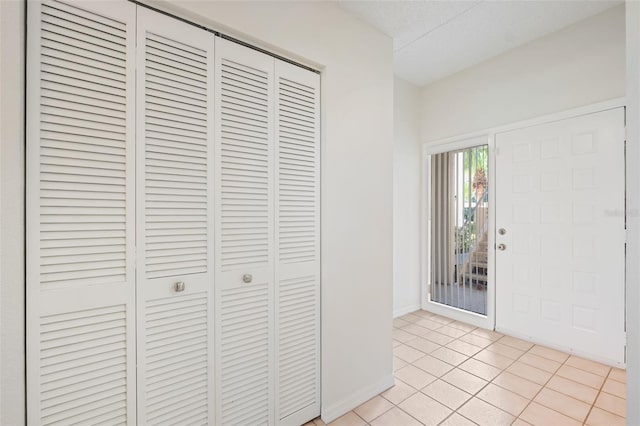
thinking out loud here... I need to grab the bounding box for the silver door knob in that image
[242,274,253,283]
[174,281,186,292]
[498,228,507,235]
[497,244,506,251]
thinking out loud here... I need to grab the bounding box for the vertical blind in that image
[430,146,489,316]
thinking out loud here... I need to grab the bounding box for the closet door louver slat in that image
[274,61,321,426]
[215,38,275,426]
[136,8,215,426]
[27,1,136,424]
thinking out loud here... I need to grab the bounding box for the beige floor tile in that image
[585,406,625,426]
[393,329,415,343]
[447,340,483,357]
[545,375,599,404]
[413,354,454,377]
[424,330,456,345]
[416,318,444,330]
[400,313,423,323]
[470,327,504,341]
[458,358,502,381]
[441,368,488,394]
[431,346,469,366]
[519,401,581,426]
[313,418,327,426]
[564,355,611,377]
[389,322,625,426]
[506,361,553,385]
[403,323,434,338]
[492,371,542,399]
[430,314,455,325]
[534,388,591,422]
[498,335,534,351]
[485,342,525,360]
[602,378,626,398]
[556,365,605,389]
[608,368,626,383]
[412,310,433,318]
[459,333,493,348]
[393,356,408,372]
[438,325,468,339]
[477,383,529,416]
[328,411,366,426]
[458,397,515,425]
[438,412,477,426]
[473,349,515,370]
[369,407,422,426]
[448,321,477,333]
[381,379,417,405]
[421,379,472,410]
[528,345,570,363]
[393,344,425,363]
[353,395,393,423]
[404,336,441,354]
[394,318,411,328]
[398,392,452,426]
[394,344,426,363]
[518,352,561,374]
[595,391,625,417]
[303,421,315,426]
[394,364,437,390]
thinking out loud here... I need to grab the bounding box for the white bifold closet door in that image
[135,8,215,426]
[27,2,319,424]
[214,38,276,426]
[26,1,137,424]
[214,39,320,426]
[274,61,321,426]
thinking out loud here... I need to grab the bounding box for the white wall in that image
[419,5,625,142]
[393,77,421,317]
[625,3,639,424]
[0,1,25,425]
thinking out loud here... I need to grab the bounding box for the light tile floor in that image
[305,310,626,426]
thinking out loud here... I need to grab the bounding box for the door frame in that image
[422,136,496,330]
[421,97,626,332]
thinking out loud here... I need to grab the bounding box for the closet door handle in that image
[243,274,253,284]
[174,281,186,292]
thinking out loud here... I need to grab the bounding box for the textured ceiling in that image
[337,0,621,86]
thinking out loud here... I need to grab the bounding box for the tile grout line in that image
[393,312,624,426]
[465,335,531,424]
[507,343,568,424]
[394,314,479,425]
[484,342,613,424]
[582,368,613,425]
[436,326,528,425]
[412,322,517,424]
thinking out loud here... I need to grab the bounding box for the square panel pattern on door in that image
[495,108,625,365]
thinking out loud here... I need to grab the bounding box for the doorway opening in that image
[430,145,489,315]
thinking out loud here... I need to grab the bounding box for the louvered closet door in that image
[274,61,321,426]
[136,8,215,425]
[214,38,275,426]
[26,1,136,424]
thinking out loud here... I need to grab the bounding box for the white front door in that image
[495,108,626,366]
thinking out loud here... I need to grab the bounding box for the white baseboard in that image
[496,326,626,369]
[393,304,421,318]
[320,374,395,423]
